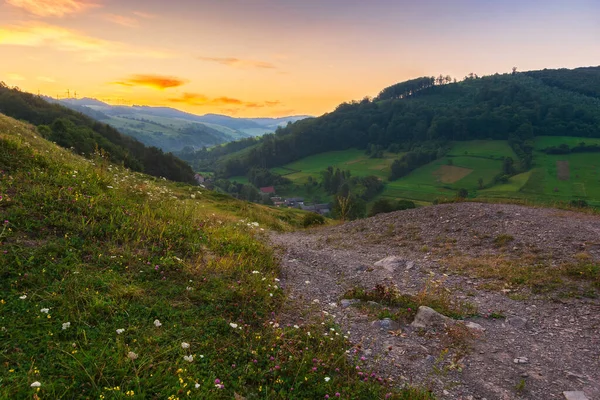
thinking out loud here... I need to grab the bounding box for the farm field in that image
[232,139,600,207]
[270,149,398,182]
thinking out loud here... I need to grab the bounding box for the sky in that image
[0,0,599,117]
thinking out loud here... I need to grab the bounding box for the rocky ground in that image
[270,203,600,400]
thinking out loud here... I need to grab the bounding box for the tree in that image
[457,188,468,199]
[478,177,484,189]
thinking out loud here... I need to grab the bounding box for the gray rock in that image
[411,306,452,329]
[366,301,380,307]
[465,321,486,332]
[374,318,400,331]
[506,316,529,329]
[374,256,404,272]
[513,357,529,364]
[341,299,361,308]
[405,260,415,270]
[563,391,589,400]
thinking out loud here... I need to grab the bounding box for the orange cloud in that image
[133,11,156,19]
[0,22,171,60]
[198,56,276,70]
[104,14,139,28]
[168,93,281,108]
[5,0,99,17]
[113,74,187,90]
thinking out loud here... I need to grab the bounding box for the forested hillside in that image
[209,67,600,177]
[0,83,195,183]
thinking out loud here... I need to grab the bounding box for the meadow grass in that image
[0,115,431,399]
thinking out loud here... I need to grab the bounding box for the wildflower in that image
[40,308,50,314]
[127,351,138,360]
[305,280,310,284]
[336,393,341,397]
[324,377,331,382]
[181,342,190,349]
[269,293,273,297]
[153,319,162,327]
[183,355,193,362]
[274,278,280,282]
[116,329,125,334]
[62,322,70,330]
[252,270,260,274]
[195,383,200,389]
[19,295,27,300]
[229,323,238,329]
[293,325,299,329]
[30,381,41,388]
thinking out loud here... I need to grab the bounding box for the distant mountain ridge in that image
[46,97,310,152]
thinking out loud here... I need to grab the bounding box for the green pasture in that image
[535,136,600,150]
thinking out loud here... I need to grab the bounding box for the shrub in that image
[302,212,325,227]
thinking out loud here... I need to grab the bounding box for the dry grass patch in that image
[432,165,473,184]
[442,254,600,296]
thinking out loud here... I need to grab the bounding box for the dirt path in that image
[270,203,600,400]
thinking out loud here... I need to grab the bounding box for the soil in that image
[270,203,600,400]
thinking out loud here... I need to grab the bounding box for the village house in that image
[301,203,331,215]
[260,186,276,195]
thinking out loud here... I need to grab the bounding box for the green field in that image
[271,149,398,182]
[242,139,600,207]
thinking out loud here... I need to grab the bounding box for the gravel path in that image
[271,203,600,400]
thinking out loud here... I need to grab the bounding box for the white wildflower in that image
[116,329,125,334]
[293,325,299,329]
[40,308,49,314]
[127,351,138,360]
[305,280,310,284]
[19,295,27,300]
[229,323,238,329]
[195,383,201,389]
[181,342,190,349]
[274,278,280,282]
[252,270,260,274]
[183,355,193,362]
[153,319,162,327]
[324,377,331,382]
[30,381,41,388]
[62,322,70,330]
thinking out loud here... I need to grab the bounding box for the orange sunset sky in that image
[1,0,599,117]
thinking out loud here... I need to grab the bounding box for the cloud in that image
[37,76,56,82]
[104,14,139,28]
[0,21,172,60]
[133,11,156,19]
[113,74,187,90]
[198,56,276,70]
[7,73,25,81]
[168,92,281,108]
[5,0,99,17]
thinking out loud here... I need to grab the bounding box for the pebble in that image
[513,357,529,364]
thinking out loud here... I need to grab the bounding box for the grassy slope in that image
[0,115,429,399]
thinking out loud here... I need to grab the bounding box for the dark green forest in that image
[191,67,600,179]
[0,83,195,183]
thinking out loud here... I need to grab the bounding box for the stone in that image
[374,256,404,273]
[406,261,415,270]
[411,306,452,329]
[513,357,529,364]
[374,318,400,331]
[563,391,589,400]
[341,299,361,308]
[506,316,529,329]
[465,321,485,332]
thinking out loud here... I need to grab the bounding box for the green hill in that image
[206,66,600,210]
[0,114,430,399]
[52,98,310,153]
[0,84,195,183]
